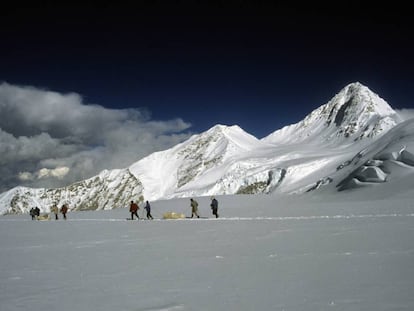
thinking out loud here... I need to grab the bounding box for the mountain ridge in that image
[1,82,412,215]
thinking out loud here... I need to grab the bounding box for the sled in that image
[162,212,185,219]
[37,214,51,221]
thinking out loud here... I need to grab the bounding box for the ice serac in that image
[262,82,402,146]
[333,118,414,192]
[129,124,266,200]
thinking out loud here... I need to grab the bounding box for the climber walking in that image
[190,198,200,218]
[129,201,140,220]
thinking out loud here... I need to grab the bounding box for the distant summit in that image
[129,124,267,200]
[262,82,401,145]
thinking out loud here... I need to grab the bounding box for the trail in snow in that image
[2,213,413,222]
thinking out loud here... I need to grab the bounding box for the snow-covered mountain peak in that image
[330,82,396,121]
[201,124,262,151]
[129,124,264,200]
[263,82,401,145]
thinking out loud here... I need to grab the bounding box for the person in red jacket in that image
[129,201,140,220]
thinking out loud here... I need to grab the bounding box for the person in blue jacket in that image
[210,197,219,218]
[144,201,153,220]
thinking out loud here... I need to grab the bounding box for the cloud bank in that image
[0,82,192,192]
[396,109,414,121]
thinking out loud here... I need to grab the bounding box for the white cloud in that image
[18,172,34,181]
[36,167,70,179]
[396,109,414,121]
[0,82,192,192]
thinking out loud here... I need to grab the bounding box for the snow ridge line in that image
[1,213,414,222]
[218,213,414,221]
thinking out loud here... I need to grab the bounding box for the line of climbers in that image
[130,197,219,220]
[129,200,154,220]
[190,197,219,218]
[30,203,68,220]
[28,197,219,221]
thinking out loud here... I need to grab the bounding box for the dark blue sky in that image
[1,2,413,138]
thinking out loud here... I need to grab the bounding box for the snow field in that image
[1,194,413,311]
